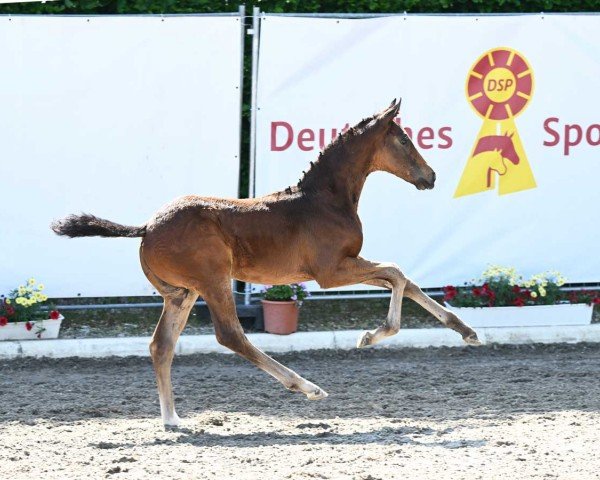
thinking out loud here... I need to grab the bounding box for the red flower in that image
[472,287,482,297]
[443,286,457,301]
[49,310,60,320]
[6,306,15,316]
[25,321,33,331]
[568,292,579,303]
[0,317,8,327]
[513,297,525,307]
[593,297,600,305]
[512,285,521,293]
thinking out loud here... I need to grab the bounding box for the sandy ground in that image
[1,343,600,479]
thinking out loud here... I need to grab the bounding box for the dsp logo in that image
[455,47,536,198]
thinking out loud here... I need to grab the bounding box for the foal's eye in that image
[399,133,408,145]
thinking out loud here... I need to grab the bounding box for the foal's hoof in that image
[306,387,329,401]
[357,331,373,349]
[463,332,482,346]
[163,413,182,430]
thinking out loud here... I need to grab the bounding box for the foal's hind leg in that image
[150,289,198,427]
[204,280,328,400]
[141,251,199,426]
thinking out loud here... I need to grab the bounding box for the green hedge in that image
[0,0,597,16]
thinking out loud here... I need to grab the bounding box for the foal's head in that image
[370,99,436,190]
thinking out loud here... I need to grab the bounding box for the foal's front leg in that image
[404,280,480,344]
[317,257,408,347]
[363,278,480,345]
[318,257,480,347]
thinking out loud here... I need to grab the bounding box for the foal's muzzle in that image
[415,171,436,190]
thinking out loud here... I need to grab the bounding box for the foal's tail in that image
[50,213,146,238]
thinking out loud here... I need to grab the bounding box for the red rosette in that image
[466,47,534,120]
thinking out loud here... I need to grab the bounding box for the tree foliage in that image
[0,0,596,14]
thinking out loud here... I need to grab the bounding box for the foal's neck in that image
[299,138,374,211]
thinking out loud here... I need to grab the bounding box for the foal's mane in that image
[293,115,377,193]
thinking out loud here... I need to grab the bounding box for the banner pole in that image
[248,6,260,200]
[235,4,246,304]
[244,6,261,306]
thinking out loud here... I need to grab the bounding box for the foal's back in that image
[141,193,321,288]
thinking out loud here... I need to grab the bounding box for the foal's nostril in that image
[431,171,436,184]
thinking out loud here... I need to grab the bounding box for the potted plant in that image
[260,283,310,334]
[443,265,598,328]
[0,278,63,340]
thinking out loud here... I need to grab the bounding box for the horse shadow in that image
[132,424,488,450]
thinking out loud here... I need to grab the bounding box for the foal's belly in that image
[232,240,312,285]
[233,270,314,286]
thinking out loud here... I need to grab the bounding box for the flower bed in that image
[443,266,599,308]
[1,278,62,340]
[443,266,598,327]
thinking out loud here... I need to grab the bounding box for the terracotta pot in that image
[261,300,299,334]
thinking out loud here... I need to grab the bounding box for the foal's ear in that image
[379,98,401,123]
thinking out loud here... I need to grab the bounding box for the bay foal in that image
[52,99,480,427]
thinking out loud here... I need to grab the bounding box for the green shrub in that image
[262,283,310,303]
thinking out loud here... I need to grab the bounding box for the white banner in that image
[1,15,242,297]
[255,14,600,290]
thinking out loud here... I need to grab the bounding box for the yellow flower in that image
[5,299,11,304]
[37,284,45,291]
[18,286,27,296]
[15,297,25,305]
[40,294,48,301]
[28,278,36,286]
[539,286,547,297]
[531,291,538,298]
